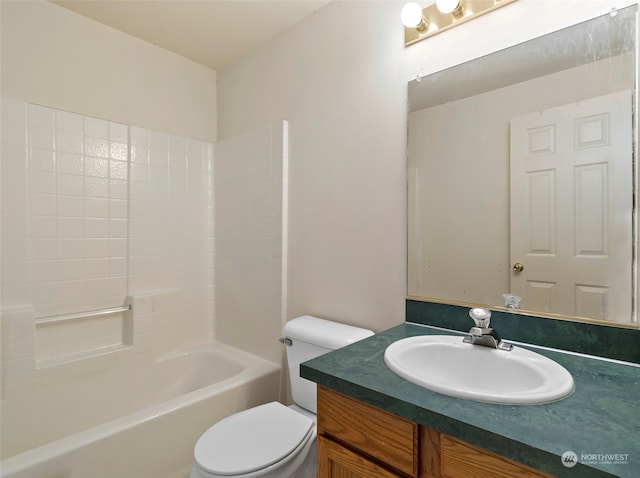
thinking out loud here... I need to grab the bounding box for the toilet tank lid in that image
[283,316,374,349]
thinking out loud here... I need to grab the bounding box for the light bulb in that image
[401,3,424,28]
[436,0,461,14]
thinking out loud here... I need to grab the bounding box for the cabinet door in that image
[440,435,551,478]
[318,436,404,478]
[318,386,418,476]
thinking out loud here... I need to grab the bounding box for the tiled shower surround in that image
[0,98,286,457]
[214,121,288,364]
[1,99,134,320]
[0,98,288,457]
[0,97,214,373]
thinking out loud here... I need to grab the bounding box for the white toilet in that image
[190,316,374,478]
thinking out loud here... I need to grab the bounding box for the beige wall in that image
[0,0,216,142]
[218,1,409,333]
[217,0,637,333]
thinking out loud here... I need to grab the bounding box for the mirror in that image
[407,6,638,326]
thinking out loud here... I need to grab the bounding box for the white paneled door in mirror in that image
[510,91,633,323]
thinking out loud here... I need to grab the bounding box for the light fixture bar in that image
[404,0,518,47]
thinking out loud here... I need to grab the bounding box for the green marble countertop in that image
[301,323,640,478]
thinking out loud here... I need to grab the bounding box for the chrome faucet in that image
[463,308,513,351]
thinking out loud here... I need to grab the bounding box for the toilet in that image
[190,316,374,478]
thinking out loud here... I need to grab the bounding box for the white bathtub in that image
[0,341,281,478]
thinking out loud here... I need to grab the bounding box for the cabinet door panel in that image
[318,386,418,476]
[319,436,404,478]
[440,435,552,478]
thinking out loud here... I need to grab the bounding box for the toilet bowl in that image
[190,316,374,478]
[190,403,317,478]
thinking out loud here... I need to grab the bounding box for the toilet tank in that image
[282,316,374,413]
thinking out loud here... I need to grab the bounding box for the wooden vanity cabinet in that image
[317,385,418,477]
[317,386,552,478]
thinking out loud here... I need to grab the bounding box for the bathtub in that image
[0,341,281,478]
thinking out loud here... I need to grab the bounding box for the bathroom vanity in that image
[302,323,640,478]
[328,6,640,477]
[317,386,550,477]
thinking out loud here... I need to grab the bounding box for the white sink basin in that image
[384,335,574,405]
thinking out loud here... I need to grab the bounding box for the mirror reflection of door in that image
[509,90,633,322]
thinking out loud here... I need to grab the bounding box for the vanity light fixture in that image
[401,2,430,32]
[436,0,465,19]
[403,0,518,47]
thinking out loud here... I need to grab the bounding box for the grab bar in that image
[36,305,132,327]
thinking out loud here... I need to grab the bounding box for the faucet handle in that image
[502,293,521,309]
[469,308,491,328]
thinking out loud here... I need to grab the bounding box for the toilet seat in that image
[193,402,315,476]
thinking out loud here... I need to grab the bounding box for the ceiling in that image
[52,0,332,71]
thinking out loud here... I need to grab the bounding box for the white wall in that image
[0,0,216,142]
[217,0,637,333]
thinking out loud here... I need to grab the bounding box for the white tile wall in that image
[129,126,214,351]
[0,101,131,319]
[1,98,215,379]
[214,121,288,363]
